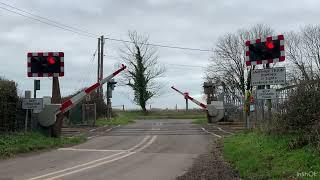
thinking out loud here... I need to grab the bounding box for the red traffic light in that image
[265,41,274,49]
[47,57,56,65]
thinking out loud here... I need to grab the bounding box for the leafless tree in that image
[285,31,312,81]
[285,25,320,82]
[120,31,165,112]
[206,24,274,96]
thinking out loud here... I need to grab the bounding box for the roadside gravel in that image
[177,139,240,180]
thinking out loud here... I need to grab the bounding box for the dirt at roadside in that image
[176,139,240,180]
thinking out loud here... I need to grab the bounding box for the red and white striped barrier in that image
[171,86,207,109]
[60,64,127,113]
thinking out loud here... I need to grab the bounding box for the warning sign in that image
[22,98,43,110]
[251,67,286,86]
[256,89,277,99]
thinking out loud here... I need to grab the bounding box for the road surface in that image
[0,119,231,180]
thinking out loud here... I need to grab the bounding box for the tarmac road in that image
[0,119,231,180]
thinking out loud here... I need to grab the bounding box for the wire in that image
[0,5,96,38]
[105,37,214,52]
[0,1,213,52]
[167,63,206,68]
[90,48,98,62]
[0,1,99,38]
[104,55,214,69]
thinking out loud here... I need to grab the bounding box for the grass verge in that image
[192,118,207,124]
[223,131,320,179]
[0,132,86,159]
[95,111,137,126]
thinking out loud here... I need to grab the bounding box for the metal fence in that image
[217,91,244,121]
[216,86,296,124]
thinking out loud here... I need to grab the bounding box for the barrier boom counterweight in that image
[38,64,127,128]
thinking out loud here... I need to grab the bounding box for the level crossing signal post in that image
[27,52,64,137]
[27,52,127,137]
[245,35,285,129]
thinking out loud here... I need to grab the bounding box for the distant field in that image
[132,110,206,120]
[96,110,206,126]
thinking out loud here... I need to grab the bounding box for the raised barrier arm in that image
[60,64,127,113]
[171,86,207,109]
[38,64,127,128]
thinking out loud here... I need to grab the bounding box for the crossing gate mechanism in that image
[171,86,225,122]
[37,64,127,127]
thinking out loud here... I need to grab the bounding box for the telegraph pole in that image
[100,35,104,97]
[97,37,101,94]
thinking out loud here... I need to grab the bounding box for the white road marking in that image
[58,148,126,152]
[201,127,222,138]
[46,136,157,180]
[27,136,151,180]
[105,125,120,132]
[216,127,234,135]
[87,136,97,139]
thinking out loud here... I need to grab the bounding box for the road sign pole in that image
[24,91,31,132]
[185,98,188,111]
[34,80,40,98]
[266,64,272,125]
[34,88,36,99]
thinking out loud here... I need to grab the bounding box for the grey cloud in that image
[1,0,320,109]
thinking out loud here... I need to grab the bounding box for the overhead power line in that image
[104,55,218,69]
[0,3,97,38]
[0,1,99,38]
[105,37,214,52]
[0,1,214,52]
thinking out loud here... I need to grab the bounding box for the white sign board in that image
[257,89,277,99]
[22,98,43,110]
[252,67,286,86]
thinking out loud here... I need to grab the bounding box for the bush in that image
[0,77,20,132]
[270,80,320,149]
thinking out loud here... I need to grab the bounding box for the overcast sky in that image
[0,0,319,109]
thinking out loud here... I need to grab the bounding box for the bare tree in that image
[285,31,312,81]
[206,24,274,96]
[285,25,320,82]
[120,31,165,112]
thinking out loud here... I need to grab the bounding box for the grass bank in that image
[0,132,86,159]
[223,131,320,179]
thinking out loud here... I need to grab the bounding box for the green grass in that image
[223,131,320,179]
[96,110,206,126]
[95,111,138,126]
[192,118,207,124]
[0,132,86,159]
[137,110,206,120]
